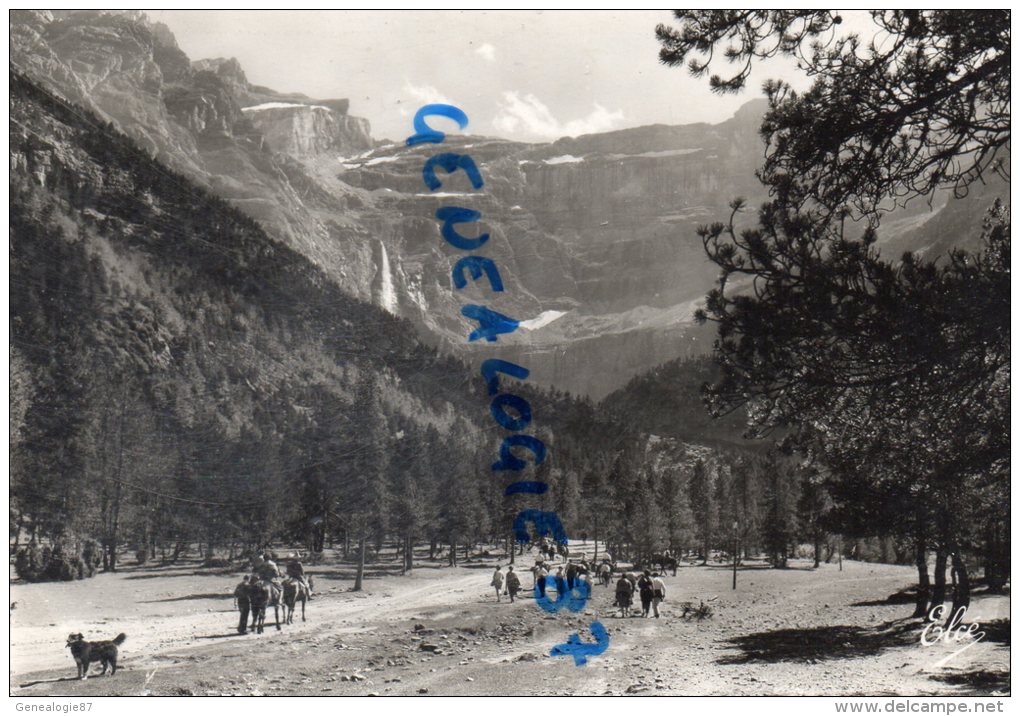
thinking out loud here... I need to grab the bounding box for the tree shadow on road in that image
[717,619,918,664]
[850,586,918,607]
[929,668,1010,695]
[124,569,235,580]
[123,571,200,580]
[141,592,235,602]
[18,675,80,688]
[311,565,406,580]
[978,619,1010,646]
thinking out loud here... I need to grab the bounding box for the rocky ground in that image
[9,545,1010,696]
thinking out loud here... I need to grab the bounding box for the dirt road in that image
[9,547,1010,696]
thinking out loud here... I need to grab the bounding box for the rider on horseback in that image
[253,553,281,586]
[248,563,284,633]
[286,556,312,599]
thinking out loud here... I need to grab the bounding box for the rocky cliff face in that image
[327,115,769,395]
[241,104,371,158]
[11,10,990,400]
[9,11,372,240]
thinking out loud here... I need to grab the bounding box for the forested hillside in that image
[603,355,754,449]
[10,68,494,571]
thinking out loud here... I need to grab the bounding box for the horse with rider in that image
[244,552,313,632]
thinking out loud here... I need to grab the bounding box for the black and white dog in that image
[66,632,126,679]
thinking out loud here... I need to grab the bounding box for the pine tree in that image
[659,464,695,556]
[688,459,717,563]
[796,466,831,568]
[659,9,1010,612]
[730,456,763,559]
[761,456,799,568]
[349,372,391,591]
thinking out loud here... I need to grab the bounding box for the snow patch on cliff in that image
[400,265,429,314]
[242,102,330,112]
[544,154,584,164]
[363,155,403,166]
[413,192,477,198]
[519,310,567,330]
[518,155,585,166]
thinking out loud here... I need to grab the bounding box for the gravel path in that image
[9,549,1010,696]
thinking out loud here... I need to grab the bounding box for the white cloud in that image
[493,91,624,139]
[403,81,454,106]
[475,43,496,62]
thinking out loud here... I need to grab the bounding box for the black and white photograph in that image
[8,9,1010,702]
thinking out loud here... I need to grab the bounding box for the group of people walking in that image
[492,560,588,603]
[490,557,669,620]
[615,570,666,618]
[490,565,523,602]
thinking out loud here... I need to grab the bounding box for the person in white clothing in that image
[491,566,504,601]
[651,573,666,618]
[535,563,549,598]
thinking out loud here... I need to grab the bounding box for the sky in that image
[150,10,829,144]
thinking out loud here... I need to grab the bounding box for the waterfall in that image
[378,242,397,314]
